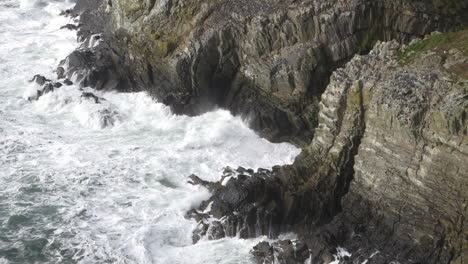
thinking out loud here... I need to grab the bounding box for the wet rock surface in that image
[27,75,65,101]
[187,167,285,243]
[60,23,80,30]
[251,240,310,264]
[188,38,468,263]
[30,74,49,86]
[58,1,468,263]
[81,92,103,104]
[63,0,467,144]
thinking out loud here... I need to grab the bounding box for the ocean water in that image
[0,1,301,263]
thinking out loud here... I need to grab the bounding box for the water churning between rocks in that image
[0,1,300,263]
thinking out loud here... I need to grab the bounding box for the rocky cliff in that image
[64,0,467,145]
[188,31,467,263]
[57,0,468,263]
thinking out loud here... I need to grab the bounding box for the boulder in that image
[30,74,49,86]
[81,92,102,104]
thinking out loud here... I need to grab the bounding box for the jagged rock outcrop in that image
[190,32,468,263]
[59,0,468,262]
[251,240,310,264]
[325,35,468,264]
[64,0,467,144]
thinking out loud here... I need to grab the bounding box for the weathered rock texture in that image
[251,240,310,264]
[61,0,468,263]
[190,33,468,263]
[299,34,468,263]
[66,0,467,144]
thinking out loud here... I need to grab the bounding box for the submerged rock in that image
[81,92,103,104]
[96,109,118,128]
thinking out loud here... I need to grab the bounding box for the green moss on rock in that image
[399,29,468,65]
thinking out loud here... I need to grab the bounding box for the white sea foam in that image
[328,247,352,264]
[0,1,300,263]
[19,0,46,9]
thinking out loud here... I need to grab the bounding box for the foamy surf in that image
[0,1,300,263]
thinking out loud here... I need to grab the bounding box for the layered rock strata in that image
[64,0,467,144]
[56,0,468,263]
[190,34,468,263]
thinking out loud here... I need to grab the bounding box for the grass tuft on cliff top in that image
[398,29,468,79]
[398,29,468,65]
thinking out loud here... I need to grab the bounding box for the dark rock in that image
[60,1,468,262]
[205,221,225,241]
[187,174,219,192]
[63,79,73,86]
[59,9,73,17]
[188,38,468,263]
[191,221,208,244]
[30,75,50,86]
[42,83,54,94]
[60,24,79,30]
[80,92,102,104]
[189,167,286,241]
[56,66,65,79]
[65,0,468,143]
[59,43,132,91]
[30,81,62,100]
[251,242,274,263]
[252,240,310,264]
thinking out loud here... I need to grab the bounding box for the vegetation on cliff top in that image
[398,29,468,78]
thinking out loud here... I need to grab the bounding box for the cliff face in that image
[67,0,467,144]
[341,38,467,264]
[60,1,468,263]
[302,33,468,263]
[189,32,468,263]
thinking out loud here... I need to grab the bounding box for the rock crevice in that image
[59,1,468,263]
[65,0,467,144]
[189,38,468,263]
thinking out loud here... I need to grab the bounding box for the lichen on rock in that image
[189,36,467,263]
[66,0,468,145]
[60,0,468,263]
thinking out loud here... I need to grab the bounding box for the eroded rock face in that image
[327,39,468,264]
[187,167,286,242]
[61,0,468,262]
[66,0,467,144]
[295,36,467,263]
[189,36,468,263]
[251,240,310,264]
